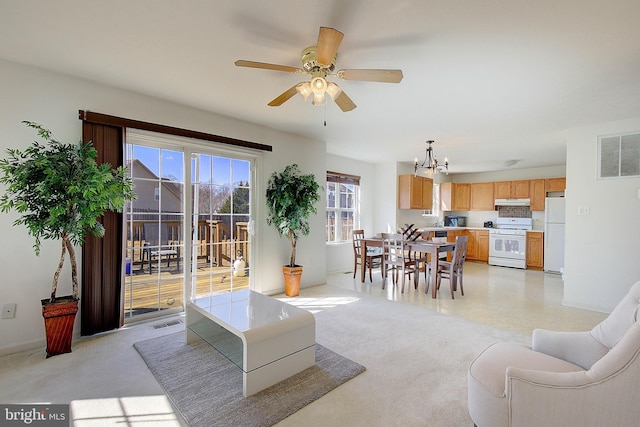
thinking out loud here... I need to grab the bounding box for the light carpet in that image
[134,332,366,427]
[271,285,531,426]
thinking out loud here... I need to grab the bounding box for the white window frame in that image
[326,172,360,243]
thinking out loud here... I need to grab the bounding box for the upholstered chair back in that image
[590,280,640,350]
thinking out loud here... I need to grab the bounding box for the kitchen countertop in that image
[418,226,544,233]
[417,226,491,232]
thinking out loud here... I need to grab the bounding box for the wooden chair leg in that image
[382,263,387,290]
[423,260,428,285]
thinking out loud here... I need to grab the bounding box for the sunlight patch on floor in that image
[71,395,181,426]
[277,296,361,313]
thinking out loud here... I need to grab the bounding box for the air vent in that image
[152,319,182,329]
[599,133,640,178]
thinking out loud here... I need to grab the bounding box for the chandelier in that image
[414,140,449,175]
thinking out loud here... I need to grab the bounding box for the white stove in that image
[488,218,532,269]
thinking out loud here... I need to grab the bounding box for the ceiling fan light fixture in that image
[312,92,326,106]
[296,82,312,100]
[310,76,327,94]
[326,82,342,100]
[235,26,403,112]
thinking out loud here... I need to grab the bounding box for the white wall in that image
[374,162,399,233]
[563,117,640,312]
[0,59,327,354]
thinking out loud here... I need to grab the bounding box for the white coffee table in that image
[186,289,316,396]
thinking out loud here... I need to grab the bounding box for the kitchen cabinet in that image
[440,182,470,211]
[443,176,564,213]
[476,231,489,261]
[530,179,546,211]
[466,230,477,259]
[494,181,511,199]
[526,231,544,269]
[465,229,489,262]
[398,174,433,210]
[470,182,494,211]
[545,177,566,192]
[510,180,530,198]
[494,180,529,199]
[453,183,471,210]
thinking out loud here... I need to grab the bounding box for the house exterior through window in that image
[326,171,360,242]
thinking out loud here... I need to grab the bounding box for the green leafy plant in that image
[266,164,321,267]
[0,121,135,301]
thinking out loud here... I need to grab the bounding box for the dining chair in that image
[381,233,418,293]
[406,234,430,286]
[352,230,383,282]
[434,235,468,298]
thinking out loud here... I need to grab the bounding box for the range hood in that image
[494,198,530,207]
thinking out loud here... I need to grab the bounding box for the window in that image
[326,171,360,242]
[424,182,440,217]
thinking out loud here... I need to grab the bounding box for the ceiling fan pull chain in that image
[324,102,327,127]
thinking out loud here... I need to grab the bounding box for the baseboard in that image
[561,298,611,314]
[0,330,85,357]
[0,338,45,356]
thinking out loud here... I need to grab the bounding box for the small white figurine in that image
[233,255,246,277]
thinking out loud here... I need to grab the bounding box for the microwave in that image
[444,216,466,227]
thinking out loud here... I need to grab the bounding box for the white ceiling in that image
[2,1,640,173]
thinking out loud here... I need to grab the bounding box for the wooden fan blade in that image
[268,84,301,106]
[235,60,302,73]
[337,69,404,83]
[334,90,356,112]
[316,27,344,66]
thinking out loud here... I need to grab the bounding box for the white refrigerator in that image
[544,197,565,274]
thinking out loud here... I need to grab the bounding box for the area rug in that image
[133,332,366,427]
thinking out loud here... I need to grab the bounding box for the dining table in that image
[362,237,455,299]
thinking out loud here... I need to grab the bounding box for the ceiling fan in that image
[235,27,403,112]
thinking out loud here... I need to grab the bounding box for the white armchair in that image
[467,280,640,427]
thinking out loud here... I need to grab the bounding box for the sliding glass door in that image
[123,145,185,318]
[190,153,251,299]
[123,132,254,320]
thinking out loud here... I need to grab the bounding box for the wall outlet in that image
[577,206,590,215]
[1,303,16,319]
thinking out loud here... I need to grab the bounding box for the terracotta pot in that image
[282,265,303,297]
[41,296,79,358]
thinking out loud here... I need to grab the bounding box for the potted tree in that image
[266,164,321,296]
[0,121,134,357]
